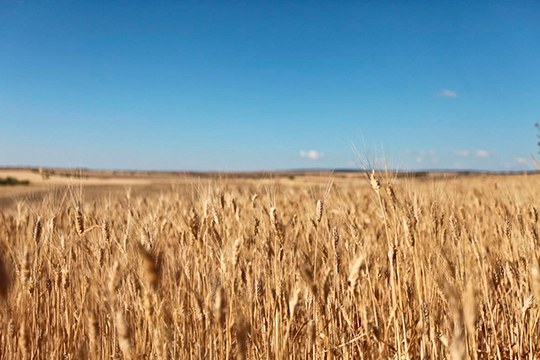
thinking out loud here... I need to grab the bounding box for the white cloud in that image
[454,150,470,158]
[438,89,458,98]
[300,150,324,160]
[516,157,528,164]
[454,149,490,158]
[475,150,490,158]
[405,149,438,166]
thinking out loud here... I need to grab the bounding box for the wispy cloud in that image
[300,150,324,160]
[406,149,438,165]
[516,157,528,164]
[438,89,458,98]
[454,149,490,158]
[454,150,470,158]
[475,150,490,158]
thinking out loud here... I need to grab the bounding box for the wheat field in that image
[1,172,539,359]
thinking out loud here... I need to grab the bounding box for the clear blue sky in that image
[1,1,539,171]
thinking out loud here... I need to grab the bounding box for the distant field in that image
[1,168,540,358]
[0,167,528,210]
[0,168,369,210]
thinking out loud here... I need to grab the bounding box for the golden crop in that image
[0,174,539,359]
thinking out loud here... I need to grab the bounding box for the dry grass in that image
[1,173,540,359]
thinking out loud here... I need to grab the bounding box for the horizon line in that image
[0,165,537,176]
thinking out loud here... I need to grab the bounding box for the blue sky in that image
[1,1,539,171]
